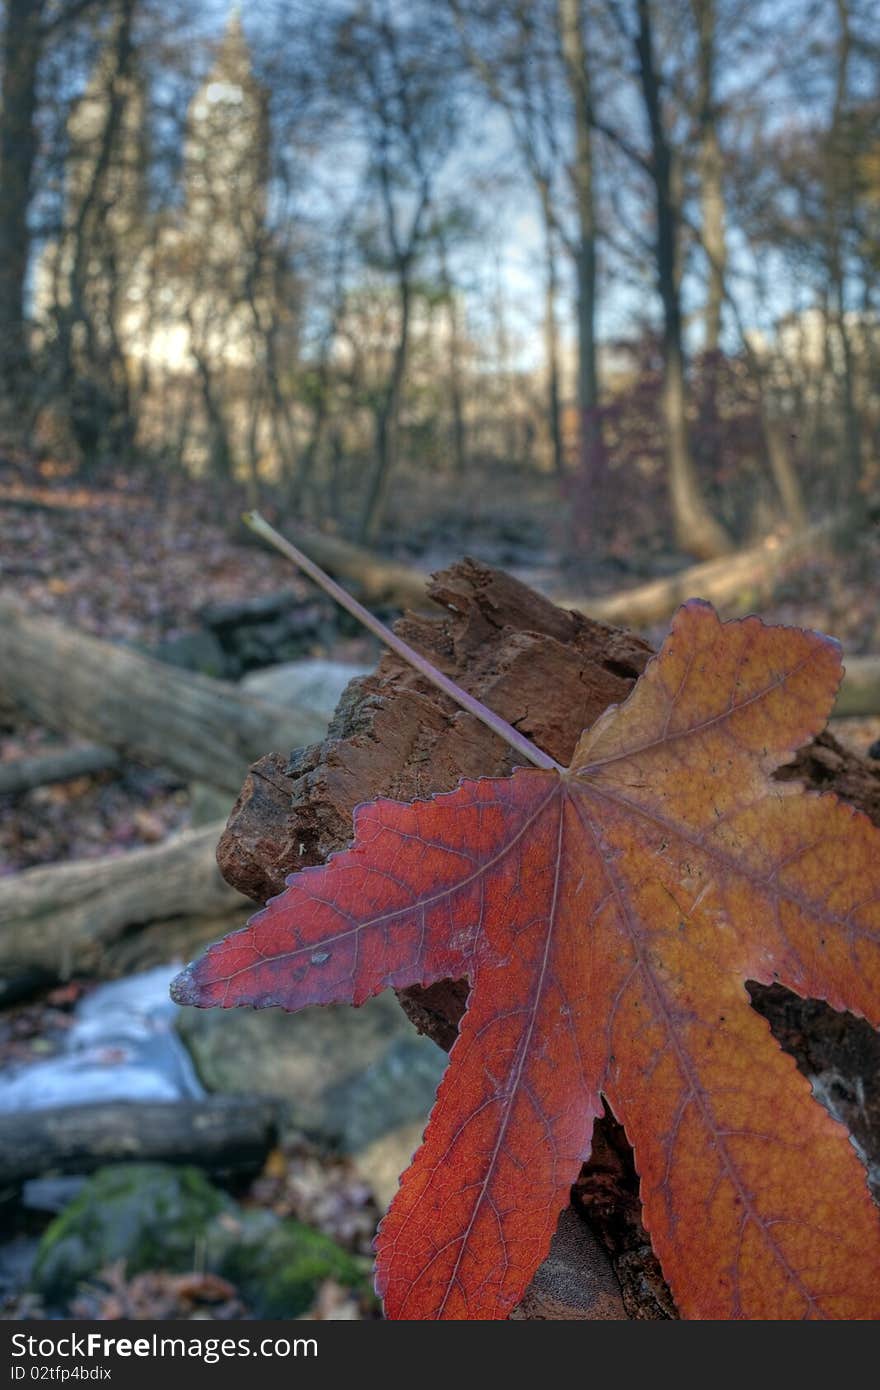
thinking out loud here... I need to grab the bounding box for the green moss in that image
[31,1162,371,1318]
[32,1163,231,1305]
[210,1208,369,1318]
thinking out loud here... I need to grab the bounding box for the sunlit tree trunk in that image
[692,0,725,356]
[436,231,468,478]
[360,269,412,543]
[826,0,862,515]
[635,0,731,560]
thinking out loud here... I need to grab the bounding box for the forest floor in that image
[3,447,878,875]
[1,446,878,1319]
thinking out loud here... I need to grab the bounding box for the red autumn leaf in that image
[172,601,880,1319]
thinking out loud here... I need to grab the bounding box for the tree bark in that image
[540,196,565,478]
[360,270,412,543]
[692,0,724,354]
[0,595,327,792]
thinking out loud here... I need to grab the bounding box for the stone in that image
[206,1208,366,1318]
[153,630,227,678]
[325,1036,445,1155]
[31,1164,229,1304]
[31,1163,367,1317]
[177,993,445,1162]
[354,1120,425,1213]
[242,659,367,718]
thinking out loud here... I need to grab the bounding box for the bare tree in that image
[0,0,105,432]
[631,0,731,558]
[558,0,604,520]
[325,1,460,542]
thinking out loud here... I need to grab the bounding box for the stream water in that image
[0,964,201,1116]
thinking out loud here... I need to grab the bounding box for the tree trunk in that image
[0,821,243,994]
[435,231,468,478]
[0,595,328,792]
[556,516,839,626]
[539,187,565,478]
[225,513,840,631]
[635,0,731,560]
[54,0,139,468]
[360,272,412,543]
[0,0,44,428]
[692,0,725,354]
[721,286,808,530]
[0,1098,278,1187]
[827,0,862,517]
[0,744,120,797]
[558,0,604,528]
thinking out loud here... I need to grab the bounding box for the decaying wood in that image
[0,744,120,797]
[0,594,327,794]
[0,822,245,1003]
[0,1097,278,1189]
[214,557,880,1319]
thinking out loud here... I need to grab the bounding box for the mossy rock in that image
[32,1163,230,1304]
[31,1162,369,1318]
[207,1209,368,1318]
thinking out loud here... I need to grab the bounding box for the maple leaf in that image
[172,600,880,1319]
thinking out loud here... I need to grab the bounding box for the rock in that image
[206,1208,366,1318]
[176,995,446,1203]
[323,1036,447,1212]
[153,630,227,678]
[325,1036,445,1154]
[32,1164,229,1304]
[31,1163,367,1317]
[242,659,367,717]
[354,1121,425,1213]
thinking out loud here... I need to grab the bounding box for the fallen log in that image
[557,519,839,627]
[279,524,432,610]
[0,744,120,797]
[0,822,244,1001]
[0,595,328,793]
[212,557,880,1319]
[0,1097,279,1189]
[834,656,880,718]
[275,518,838,630]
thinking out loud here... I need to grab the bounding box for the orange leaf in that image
[172,601,880,1319]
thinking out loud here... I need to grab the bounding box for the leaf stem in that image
[243,512,562,772]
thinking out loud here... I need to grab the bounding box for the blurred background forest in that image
[0,0,879,1323]
[1,0,878,568]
